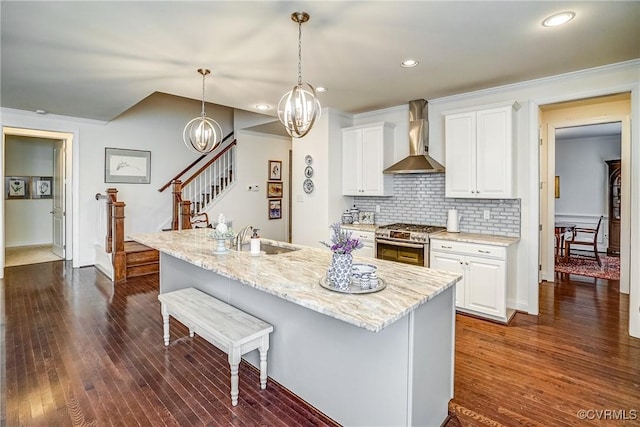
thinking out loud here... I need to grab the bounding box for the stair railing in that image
[171,140,237,229]
[158,131,235,193]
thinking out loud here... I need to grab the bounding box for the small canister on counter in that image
[341,210,353,224]
[350,206,360,224]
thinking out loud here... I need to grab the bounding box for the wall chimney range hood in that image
[383,99,445,174]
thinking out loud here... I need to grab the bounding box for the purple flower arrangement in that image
[321,223,363,255]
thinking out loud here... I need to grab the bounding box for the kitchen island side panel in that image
[159,253,452,426]
[409,285,455,425]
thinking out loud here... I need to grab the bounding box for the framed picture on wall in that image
[266,181,283,198]
[30,176,53,199]
[268,160,282,181]
[105,148,151,184]
[5,176,30,199]
[268,199,282,220]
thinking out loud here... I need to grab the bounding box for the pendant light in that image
[183,68,223,153]
[277,11,321,139]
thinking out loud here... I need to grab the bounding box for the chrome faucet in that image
[234,225,253,250]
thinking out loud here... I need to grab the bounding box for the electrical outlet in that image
[376,205,381,213]
[483,209,490,220]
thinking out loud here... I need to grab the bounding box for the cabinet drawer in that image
[431,239,506,260]
[353,231,374,242]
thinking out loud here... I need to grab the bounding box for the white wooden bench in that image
[158,287,273,406]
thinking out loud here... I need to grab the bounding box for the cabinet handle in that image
[478,250,491,254]
[440,245,452,249]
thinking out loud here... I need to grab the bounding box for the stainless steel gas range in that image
[375,223,446,267]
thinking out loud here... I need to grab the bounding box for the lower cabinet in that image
[340,227,375,259]
[356,230,375,258]
[430,238,516,323]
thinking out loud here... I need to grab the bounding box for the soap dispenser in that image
[250,228,261,255]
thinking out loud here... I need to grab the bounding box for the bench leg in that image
[161,304,170,346]
[259,334,270,390]
[228,349,241,406]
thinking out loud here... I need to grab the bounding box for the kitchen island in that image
[131,229,461,426]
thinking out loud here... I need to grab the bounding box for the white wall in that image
[2,92,287,267]
[5,137,54,246]
[428,60,640,337]
[207,129,291,241]
[555,135,621,216]
[291,108,353,247]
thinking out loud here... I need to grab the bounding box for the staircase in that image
[164,137,237,229]
[121,241,159,278]
[104,188,159,283]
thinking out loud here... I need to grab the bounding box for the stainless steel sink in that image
[233,242,299,255]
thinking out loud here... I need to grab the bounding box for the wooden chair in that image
[190,212,212,229]
[564,215,604,267]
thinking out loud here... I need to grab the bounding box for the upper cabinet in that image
[444,101,519,199]
[342,122,395,196]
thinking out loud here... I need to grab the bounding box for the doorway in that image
[2,127,73,274]
[539,93,631,293]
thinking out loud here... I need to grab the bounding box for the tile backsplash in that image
[354,174,520,237]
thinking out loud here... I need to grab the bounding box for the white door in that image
[52,141,65,258]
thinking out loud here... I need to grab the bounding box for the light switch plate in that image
[483,209,490,220]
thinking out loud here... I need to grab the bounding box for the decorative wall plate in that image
[305,155,313,165]
[304,165,314,178]
[303,178,314,194]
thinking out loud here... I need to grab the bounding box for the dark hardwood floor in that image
[451,274,640,426]
[1,262,339,426]
[3,262,638,426]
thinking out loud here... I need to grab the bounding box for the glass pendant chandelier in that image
[183,68,223,153]
[277,11,321,139]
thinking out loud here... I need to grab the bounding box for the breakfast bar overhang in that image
[131,229,461,426]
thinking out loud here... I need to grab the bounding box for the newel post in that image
[113,201,127,283]
[105,188,118,253]
[180,200,192,230]
[172,180,183,231]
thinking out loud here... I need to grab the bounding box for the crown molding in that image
[1,107,108,126]
[429,59,640,105]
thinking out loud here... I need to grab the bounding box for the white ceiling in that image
[1,1,639,122]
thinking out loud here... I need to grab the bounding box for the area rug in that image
[555,255,620,280]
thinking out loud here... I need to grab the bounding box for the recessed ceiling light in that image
[256,104,270,111]
[35,109,47,114]
[401,59,419,68]
[542,11,575,27]
[316,86,327,93]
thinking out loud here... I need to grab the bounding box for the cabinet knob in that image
[459,261,464,264]
[465,262,469,266]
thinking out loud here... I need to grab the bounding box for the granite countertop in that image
[430,231,520,246]
[130,229,460,333]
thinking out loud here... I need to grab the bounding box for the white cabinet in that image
[353,230,375,258]
[340,227,375,258]
[430,238,517,323]
[444,101,519,199]
[342,123,394,196]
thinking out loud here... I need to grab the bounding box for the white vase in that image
[329,253,353,291]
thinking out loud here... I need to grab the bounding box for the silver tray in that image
[319,275,386,294]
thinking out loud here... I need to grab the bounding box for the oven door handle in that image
[375,238,425,249]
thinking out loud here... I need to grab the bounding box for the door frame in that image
[541,116,630,291]
[528,82,639,338]
[1,126,76,278]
